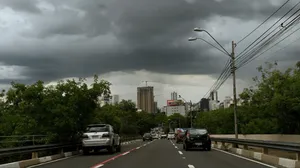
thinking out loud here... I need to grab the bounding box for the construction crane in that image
[141,80,157,86]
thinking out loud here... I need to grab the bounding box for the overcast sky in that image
[0,0,299,107]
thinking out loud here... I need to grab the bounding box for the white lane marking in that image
[188,164,195,168]
[175,146,178,149]
[136,147,140,149]
[178,151,183,155]
[213,148,276,168]
[122,151,130,155]
[95,164,104,168]
[182,157,186,159]
[143,144,147,147]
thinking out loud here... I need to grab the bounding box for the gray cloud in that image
[0,0,41,13]
[0,0,296,85]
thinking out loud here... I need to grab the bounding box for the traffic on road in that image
[29,126,273,168]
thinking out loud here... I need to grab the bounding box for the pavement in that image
[30,139,274,168]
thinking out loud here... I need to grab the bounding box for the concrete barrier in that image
[212,143,300,168]
[211,134,300,143]
[0,139,141,168]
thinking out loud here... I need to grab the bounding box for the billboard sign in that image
[167,100,177,106]
[167,100,184,106]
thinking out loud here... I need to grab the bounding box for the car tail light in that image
[102,133,110,138]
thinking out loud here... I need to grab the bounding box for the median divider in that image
[211,139,300,168]
[0,137,141,168]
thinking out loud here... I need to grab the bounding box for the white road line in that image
[178,151,183,155]
[175,146,178,149]
[96,164,104,168]
[122,151,130,155]
[143,144,147,147]
[187,164,195,168]
[136,147,140,149]
[213,148,276,168]
[182,157,186,159]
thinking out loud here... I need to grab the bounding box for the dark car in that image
[183,128,211,151]
[175,132,185,143]
[143,133,153,141]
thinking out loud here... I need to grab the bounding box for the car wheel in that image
[82,148,89,155]
[206,145,211,151]
[116,143,121,152]
[184,143,189,151]
[107,144,116,154]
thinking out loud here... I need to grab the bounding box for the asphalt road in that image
[32,139,274,168]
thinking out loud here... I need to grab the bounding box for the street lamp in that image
[190,27,239,139]
[178,95,193,128]
[168,119,177,132]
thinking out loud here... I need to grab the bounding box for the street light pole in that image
[231,41,238,139]
[190,100,193,128]
[190,28,239,139]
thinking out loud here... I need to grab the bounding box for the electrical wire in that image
[199,1,300,101]
[237,13,300,67]
[236,0,291,45]
[236,1,300,58]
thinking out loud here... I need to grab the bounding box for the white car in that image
[81,124,121,155]
[167,132,175,140]
[161,134,167,139]
[152,134,159,139]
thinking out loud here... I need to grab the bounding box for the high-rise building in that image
[154,101,158,113]
[171,92,177,100]
[112,95,119,104]
[200,98,210,111]
[137,86,154,113]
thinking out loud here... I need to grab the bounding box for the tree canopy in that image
[0,76,187,147]
[195,61,300,134]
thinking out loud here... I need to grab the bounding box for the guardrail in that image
[211,137,300,160]
[0,135,141,162]
[0,135,48,147]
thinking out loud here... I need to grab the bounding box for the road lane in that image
[99,139,187,168]
[32,140,146,168]
[33,139,275,168]
[171,140,273,168]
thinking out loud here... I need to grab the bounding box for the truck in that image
[81,124,121,155]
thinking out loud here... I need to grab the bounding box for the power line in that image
[202,58,231,98]
[236,1,300,58]
[237,12,300,67]
[236,0,291,45]
[238,25,300,68]
[199,0,300,101]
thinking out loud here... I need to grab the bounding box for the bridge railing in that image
[0,135,141,165]
[0,135,48,148]
[211,137,300,160]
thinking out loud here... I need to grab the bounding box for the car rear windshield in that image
[189,129,207,135]
[86,126,109,132]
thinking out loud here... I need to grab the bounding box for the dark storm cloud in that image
[0,0,292,84]
[0,0,40,13]
[0,44,227,83]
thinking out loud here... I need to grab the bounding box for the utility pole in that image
[190,100,193,128]
[231,41,238,139]
[190,28,239,139]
